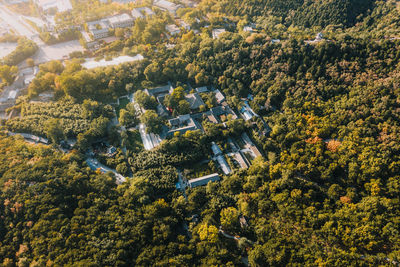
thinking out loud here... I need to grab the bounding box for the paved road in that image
[86,158,126,184]
[0,4,39,41]
[0,42,18,58]
[33,40,84,64]
[0,4,83,63]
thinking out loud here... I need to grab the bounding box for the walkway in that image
[86,157,126,184]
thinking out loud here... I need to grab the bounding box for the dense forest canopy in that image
[200,0,376,27]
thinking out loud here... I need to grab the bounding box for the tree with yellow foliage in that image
[198,223,219,243]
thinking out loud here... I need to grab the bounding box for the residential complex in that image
[87,20,110,40]
[187,173,220,188]
[33,0,72,13]
[153,0,182,15]
[166,24,181,36]
[108,14,134,29]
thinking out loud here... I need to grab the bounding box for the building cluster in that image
[305,32,325,44]
[140,85,239,138]
[133,83,265,185]
[187,173,220,188]
[33,0,73,13]
[239,101,258,121]
[153,0,183,16]
[212,28,226,39]
[181,132,263,189]
[81,1,193,48]
[211,141,231,175]
[82,12,137,48]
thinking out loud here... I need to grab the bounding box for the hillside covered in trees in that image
[200,0,376,27]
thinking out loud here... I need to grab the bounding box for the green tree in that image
[115,28,125,38]
[134,90,157,110]
[45,118,64,144]
[177,99,190,115]
[26,58,35,67]
[220,207,239,230]
[140,110,163,134]
[119,104,138,127]
[0,65,18,85]
[198,223,219,243]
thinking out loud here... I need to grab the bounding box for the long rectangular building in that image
[188,173,220,188]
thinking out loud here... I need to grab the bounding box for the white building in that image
[87,20,110,39]
[211,142,231,175]
[133,7,155,18]
[82,55,144,69]
[214,89,225,104]
[154,0,182,15]
[131,9,145,20]
[188,173,220,188]
[181,0,196,7]
[80,31,98,48]
[108,14,134,29]
[166,24,180,36]
[212,28,226,39]
[243,26,253,32]
[33,0,72,13]
[114,0,137,3]
[177,19,190,31]
[100,0,136,3]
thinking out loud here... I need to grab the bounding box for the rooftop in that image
[195,86,209,93]
[108,13,133,24]
[88,20,109,34]
[243,26,254,32]
[145,84,174,97]
[154,0,181,13]
[113,0,137,3]
[211,142,222,155]
[212,28,226,39]
[34,0,72,12]
[82,55,144,69]
[185,93,205,110]
[177,19,190,29]
[166,24,180,34]
[167,114,200,136]
[214,89,225,103]
[136,7,155,16]
[188,173,220,188]
[131,9,144,19]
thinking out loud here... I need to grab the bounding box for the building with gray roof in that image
[144,84,174,97]
[108,13,134,29]
[154,0,182,15]
[167,114,200,136]
[185,93,205,110]
[188,173,220,188]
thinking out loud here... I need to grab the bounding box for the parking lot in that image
[33,40,84,64]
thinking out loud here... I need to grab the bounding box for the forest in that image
[1,0,400,265]
[198,0,376,28]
